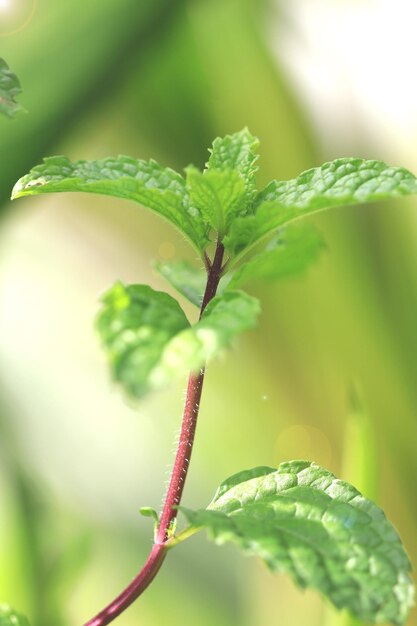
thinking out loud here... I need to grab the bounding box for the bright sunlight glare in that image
[0,0,10,9]
[274,0,417,161]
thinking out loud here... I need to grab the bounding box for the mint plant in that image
[0,58,24,118]
[11,129,416,626]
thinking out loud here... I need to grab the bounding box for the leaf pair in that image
[96,282,260,398]
[12,130,417,267]
[176,461,414,626]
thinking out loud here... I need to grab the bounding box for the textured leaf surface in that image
[97,284,260,398]
[0,605,30,626]
[186,167,245,234]
[226,224,325,290]
[155,260,206,308]
[224,158,417,256]
[12,156,208,252]
[150,290,261,388]
[181,461,414,625]
[96,282,190,398]
[0,59,24,119]
[206,127,259,207]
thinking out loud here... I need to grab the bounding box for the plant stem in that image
[84,241,225,626]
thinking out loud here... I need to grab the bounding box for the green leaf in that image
[150,290,261,388]
[183,129,260,237]
[0,605,30,626]
[180,461,414,626]
[0,59,24,119]
[155,260,207,308]
[139,506,160,525]
[226,223,325,290]
[97,284,260,398]
[225,158,417,257]
[206,127,259,206]
[96,282,190,398]
[211,466,276,503]
[186,167,246,234]
[12,156,208,253]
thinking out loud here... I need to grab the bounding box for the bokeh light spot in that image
[158,241,176,260]
[275,424,332,468]
[0,0,36,36]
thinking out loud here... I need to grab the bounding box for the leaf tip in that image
[11,177,27,200]
[139,506,160,524]
[11,175,47,200]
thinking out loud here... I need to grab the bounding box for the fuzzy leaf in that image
[96,282,190,398]
[150,290,260,387]
[181,461,414,626]
[186,167,246,234]
[155,260,206,308]
[12,156,208,252]
[225,158,417,257]
[97,284,260,398]
[0,605,30,626]
[0,59,24,119]
[226,224,325,290]
[206,127,259,206]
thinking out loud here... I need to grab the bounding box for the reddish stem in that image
[84,241,225,626]
[84,544,166,626]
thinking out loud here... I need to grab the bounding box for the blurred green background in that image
[1,1,416,625]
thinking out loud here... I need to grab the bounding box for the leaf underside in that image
[226,223,325,290]
[96,282,260,398]
[181,461,414,625]
[0,59,24,119]
[155,259,207,308]
[0,605,30,626]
